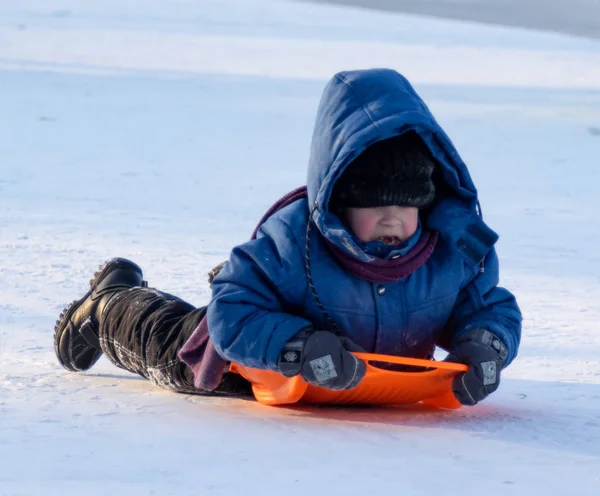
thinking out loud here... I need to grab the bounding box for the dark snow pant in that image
[98,287,252,395]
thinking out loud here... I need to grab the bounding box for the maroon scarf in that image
[259,186,438,283]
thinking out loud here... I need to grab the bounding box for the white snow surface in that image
[2,0,600,494]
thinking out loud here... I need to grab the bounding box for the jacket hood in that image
[306,68,479,261]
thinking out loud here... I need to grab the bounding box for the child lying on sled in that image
[54,68,522,406]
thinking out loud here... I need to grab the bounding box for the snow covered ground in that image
[2,0,600,494]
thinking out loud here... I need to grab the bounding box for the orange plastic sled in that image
[230,353,469,409]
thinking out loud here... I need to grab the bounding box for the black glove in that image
[278,330,366,391]
[446,328,508,406]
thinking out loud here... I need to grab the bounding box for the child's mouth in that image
[377,236,402,246]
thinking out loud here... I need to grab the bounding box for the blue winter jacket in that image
[207,69,522,370]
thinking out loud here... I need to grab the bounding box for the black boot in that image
[54,258,147,372]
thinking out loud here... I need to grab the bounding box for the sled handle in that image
[353,352,468,372]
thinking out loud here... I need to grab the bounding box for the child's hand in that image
[278,330,366,390]
[445,328,508,406]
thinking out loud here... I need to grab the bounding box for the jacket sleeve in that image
[440,248,522,366]
[207,217,312,370]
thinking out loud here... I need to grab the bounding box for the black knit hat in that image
[329,131,436,210]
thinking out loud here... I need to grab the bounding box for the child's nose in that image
[380,206,403,223]
[380,206,419,234]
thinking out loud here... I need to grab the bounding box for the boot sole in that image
[53,258,143,372]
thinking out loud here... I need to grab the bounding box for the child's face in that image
[345,206,419,245]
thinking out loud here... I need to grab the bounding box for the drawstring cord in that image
[305,202,340,334]
[476,200,486,274]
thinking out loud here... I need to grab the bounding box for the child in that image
[54,68,522,406]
